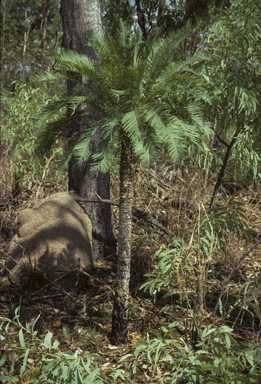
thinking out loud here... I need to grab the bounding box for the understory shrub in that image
[0,309,124,383]
[127,324,260,383]
[129,207,261,383]
[1,82,63,191]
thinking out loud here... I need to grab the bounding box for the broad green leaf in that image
[202,326,216,339]
[0,353,7,368]
[43,332,53,350]
[19,329,25,348]
[83,368,100,384]
[230,376,252,383]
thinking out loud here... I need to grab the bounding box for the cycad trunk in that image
[112,136,134,345]
[60,0,116,260]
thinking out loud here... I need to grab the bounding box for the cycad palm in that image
[34,22,210,345]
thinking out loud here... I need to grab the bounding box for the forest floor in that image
[0,160,261,383]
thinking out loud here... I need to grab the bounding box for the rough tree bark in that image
[22,10,30,83]
[60,0,116,261]
[111,136,134,345]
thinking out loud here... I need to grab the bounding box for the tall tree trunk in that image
[158,0,165,18]
[157,0,165,34]
[39,0,49,89]
[22,10,30,83]
[112,136,134,345]
[60,0,116,261]
[135,0,148,40]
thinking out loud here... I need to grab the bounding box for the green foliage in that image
[141,243,191,305]
[216,277,261,331]
[199,0,261,181]
[204,0,261,129]
[34,22,211,174]
[102,0,135,38]
[0,310,124,383]
[1,82,64,188]
[141,199,254,309]
[200,197,255,256]
[136,205,261,382]
[101,0,231,40]
[125,325,260,383]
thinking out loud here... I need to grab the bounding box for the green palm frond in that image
[72,128,95,163]
[34,22,211,175]
[73,115,120,166]
[133,141,157,168]
[122,110,142,142]
[56,50,95,75]
[91,139,115,174]
[34,71,73,83]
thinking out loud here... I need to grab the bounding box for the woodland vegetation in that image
[0,0,261,383]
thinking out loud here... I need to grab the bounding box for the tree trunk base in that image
[111,293,128,345]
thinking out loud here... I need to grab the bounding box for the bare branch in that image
[71,191,176,238]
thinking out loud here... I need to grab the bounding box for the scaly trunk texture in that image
[112,136,134,345]
[60,0,116,260]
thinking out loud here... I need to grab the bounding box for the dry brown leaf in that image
[52,319,61,327]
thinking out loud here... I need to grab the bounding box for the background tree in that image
[101,0,134,39]
[0,0,62,90]
[102,0,232,50]
[39,0,50,89]
[22,9,31,83]
[34,23,211,344]
[60,0,116,261]
[0,1,233,93]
